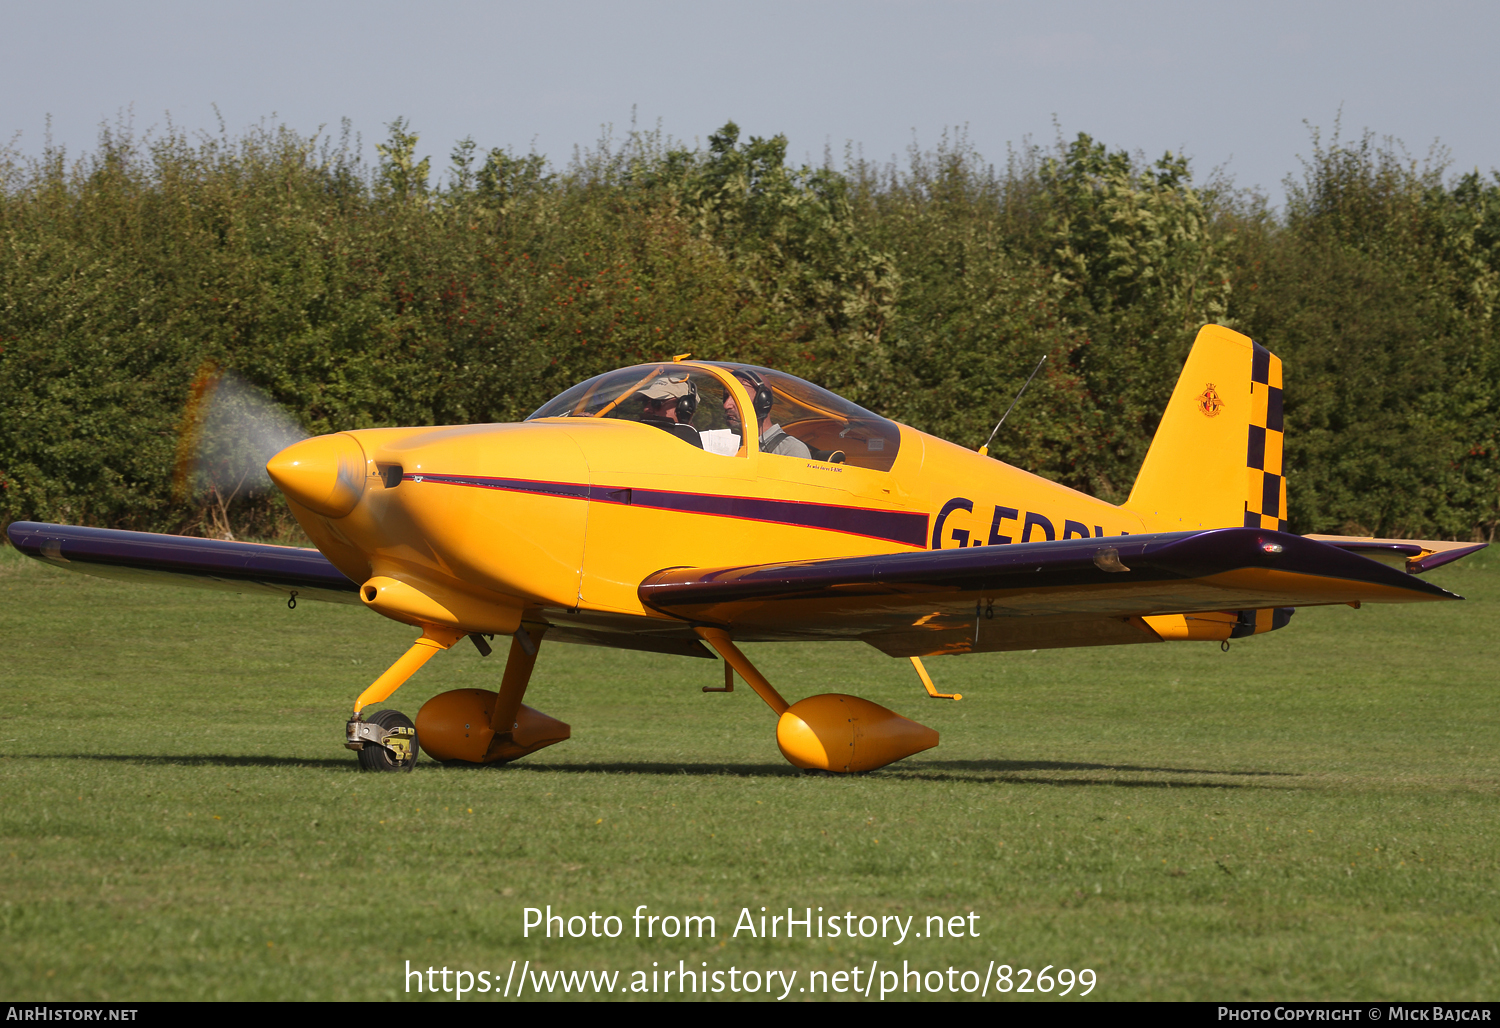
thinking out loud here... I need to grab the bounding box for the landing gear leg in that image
[346,626,464,771]
[691,627,789,714]
[693,625,938,773]
[489,624,547,741]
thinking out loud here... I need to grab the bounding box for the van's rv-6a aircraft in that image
[8,326,1485,773]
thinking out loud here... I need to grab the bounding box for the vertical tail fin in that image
[1126,325,1287,532]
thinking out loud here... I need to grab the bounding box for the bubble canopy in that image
[527,362,902,471]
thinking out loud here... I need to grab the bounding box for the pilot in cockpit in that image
[728,369,811,458]
[636,374,703,449]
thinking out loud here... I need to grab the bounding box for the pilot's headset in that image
[735,369,774,421]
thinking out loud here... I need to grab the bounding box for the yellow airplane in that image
[8,326,1485,774]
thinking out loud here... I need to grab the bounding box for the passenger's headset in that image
[735,369,775,421]
[675,381,700,423]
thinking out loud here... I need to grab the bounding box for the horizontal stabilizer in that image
[1302,534,1487,574]
[6,521,360,604]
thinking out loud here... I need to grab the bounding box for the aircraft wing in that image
[6,521,360,604]
[639,528,1467,657]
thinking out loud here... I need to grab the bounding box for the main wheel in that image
[356,708,419,772]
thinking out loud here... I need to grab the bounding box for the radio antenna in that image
[978,354,1047,457]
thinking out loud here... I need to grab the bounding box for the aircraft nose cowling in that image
[266,433,367,518]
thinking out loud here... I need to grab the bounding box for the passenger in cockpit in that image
[636,374,704,448]
[729,370,811,458]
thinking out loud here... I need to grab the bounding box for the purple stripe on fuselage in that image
[404,473,591,500]
[403,473,929,548]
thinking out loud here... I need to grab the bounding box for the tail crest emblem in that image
[1197,383,1224,417]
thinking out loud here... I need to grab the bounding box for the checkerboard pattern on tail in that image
[1245,341,1288,531]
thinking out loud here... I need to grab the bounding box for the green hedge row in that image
[2,119,1496,539]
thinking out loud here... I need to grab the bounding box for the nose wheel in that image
[348,708,419,772]
[343,627,464,772]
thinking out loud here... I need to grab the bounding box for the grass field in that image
[1,541,1496,1002]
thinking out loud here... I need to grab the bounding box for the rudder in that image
[1126,325,1287,532]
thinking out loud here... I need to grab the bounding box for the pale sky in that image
[5,1,1498,204]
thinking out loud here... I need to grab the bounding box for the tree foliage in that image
[1,118,1495,540]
